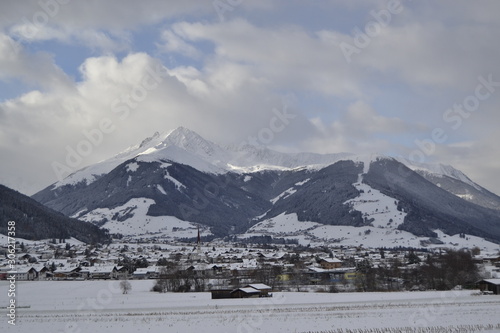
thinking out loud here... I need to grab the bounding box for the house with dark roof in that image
[230,287,261,298]
[211,283,273,299]
[244,283,272,297]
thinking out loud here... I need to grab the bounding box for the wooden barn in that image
[230,287,261,298]
[244,283,272,297]
[210,289,233,299]
[211,283,273,299]
[477,279,500,294]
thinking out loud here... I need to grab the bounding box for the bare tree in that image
[120,280,132,294]
[152,267,170,293]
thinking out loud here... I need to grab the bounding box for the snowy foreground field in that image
[1,280,500,333]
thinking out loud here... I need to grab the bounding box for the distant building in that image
[243,284,272,297]
[319,258,343,270]
[231,287,262,298]
[211,283,272,299]
[477,279,500,294]
[15,267,38,281]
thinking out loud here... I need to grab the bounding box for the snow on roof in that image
[309,267,326,273]
[481,279,500,285]
[83,266,116,273]
[15,266,35,273]
[321,258,343,263]
[246,283,271,290]
[235,287,261,294]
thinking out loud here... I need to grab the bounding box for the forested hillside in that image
[0,184,110,243]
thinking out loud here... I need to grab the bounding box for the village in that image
[1,236,500,296]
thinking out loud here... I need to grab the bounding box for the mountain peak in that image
[167,126,197,137]
[139,131,160,148]
[156,126,223,158]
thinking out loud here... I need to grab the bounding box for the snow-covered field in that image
[1,280,499,332]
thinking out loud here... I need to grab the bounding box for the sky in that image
[0,0,500,196]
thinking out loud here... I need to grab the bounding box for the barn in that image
[244,283,272,297]
[476,279,500,294]
[210,289,233,299]
[211,283,273,299]
[230,287,261,298]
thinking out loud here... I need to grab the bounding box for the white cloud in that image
[158,30,201,59]
[0,51,304,193]
[1,0,500,196]
[3,0,213,53]
[168,19,363,97]
[300,101,414,155]
[0,34,72,89]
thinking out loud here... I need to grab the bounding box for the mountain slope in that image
[0,184,110,243]
[32,127,500,244]
[363,158,500,242]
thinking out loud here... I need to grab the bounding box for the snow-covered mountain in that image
[53,127,352,189]
[32,127,500,248]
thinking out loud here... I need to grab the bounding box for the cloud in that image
[0,51,305,193]
[166,19,363,97]
[433,138,500,195]
[158,30,201,59]
[342,101,412,137]
[1,0,500,196]
[4,0,213,53]
[298,101,415,155]
[0,34,72,89]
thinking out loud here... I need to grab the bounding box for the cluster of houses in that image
[0,264,128,281]
[1,239,500,293]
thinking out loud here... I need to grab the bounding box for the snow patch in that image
[295,178,310,186]
[79,198,210,238]
[164,171,185,190]
[271,187,297,204]
[240,213,499,251]
[126,162,139,172]
[456,193,474,201]
[156,184,167,195]
[345,181,406,229]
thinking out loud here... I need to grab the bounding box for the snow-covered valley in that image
[1,280,499,333]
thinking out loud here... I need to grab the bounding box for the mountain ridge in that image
[31,127,500,246]
[47,127,488,195]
